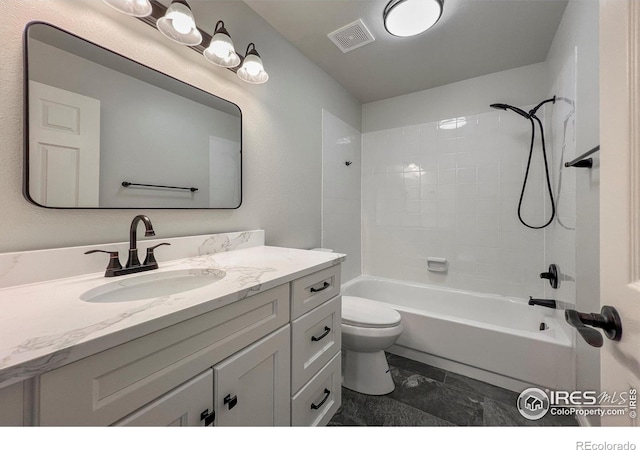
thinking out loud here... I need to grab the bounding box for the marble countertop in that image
[0,246,344,388]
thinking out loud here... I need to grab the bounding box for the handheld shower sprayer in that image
[489,103,530,119]
[490,97,556,229]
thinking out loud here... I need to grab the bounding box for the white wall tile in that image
[362,108,547,299]
[322,110,362,282]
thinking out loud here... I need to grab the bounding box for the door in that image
[28,81,100,207]
[214,326,290,426]
[113,370,213,427]
[209,135,241,208]
[600,0,640,426]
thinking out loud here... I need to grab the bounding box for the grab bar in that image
[122,181,198,192]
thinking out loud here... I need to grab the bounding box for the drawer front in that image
[39,284,289,426]
[291,295,341,393]
[291,265,341,319]
[291,352,341,427]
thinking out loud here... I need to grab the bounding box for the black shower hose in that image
[518,115,556,229]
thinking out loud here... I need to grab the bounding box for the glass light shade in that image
[156,1,202,46]
[237,53,269,84]
[102,0,152,17]
[204,32,241,68]
[384,0,443,37]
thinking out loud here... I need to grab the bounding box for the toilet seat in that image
[342,296,401,328]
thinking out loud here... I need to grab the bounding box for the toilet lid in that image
[342,296,402,328]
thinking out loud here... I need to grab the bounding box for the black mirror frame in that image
[23,21,243,210]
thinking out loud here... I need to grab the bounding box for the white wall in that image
[321,110,361,282]
[0,0,360,252]
[361,66,552,297]
[545,0,600,420]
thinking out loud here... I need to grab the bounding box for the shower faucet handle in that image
[539,264,559,289]
[564,306,622,348]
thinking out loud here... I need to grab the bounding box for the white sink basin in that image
[80,269,226,303]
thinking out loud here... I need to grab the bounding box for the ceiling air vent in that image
[328,19,375,53]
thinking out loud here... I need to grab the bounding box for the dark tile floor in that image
[328,353,579,427]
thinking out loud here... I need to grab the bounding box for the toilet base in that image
[341,349,395,395]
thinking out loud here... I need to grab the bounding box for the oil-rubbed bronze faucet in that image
[85,215,170,277]
[127,215,155,268]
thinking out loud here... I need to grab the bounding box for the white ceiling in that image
[244,0,568,103]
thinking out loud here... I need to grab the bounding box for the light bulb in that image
[167,11,193,34]
[244,60,262,76]
[156,0,202,46]
[210,39,233,59]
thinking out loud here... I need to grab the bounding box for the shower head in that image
[490,103,531,119]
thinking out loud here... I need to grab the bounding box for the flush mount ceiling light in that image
[204,21,241,68]
[237,43,269,84]
[383,0,443,37]
[102,0,152,17]
[156,0,202,46]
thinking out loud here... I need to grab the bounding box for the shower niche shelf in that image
[426,257,448,273]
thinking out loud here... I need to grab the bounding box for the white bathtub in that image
[342,276,574,391]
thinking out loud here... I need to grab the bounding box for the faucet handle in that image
[85,250,123,276]
[143,243,171,267]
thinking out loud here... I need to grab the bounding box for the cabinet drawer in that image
[291,265,341,319]
[291,295,341,393]
[291,352,341,427]
[39,284,289,426]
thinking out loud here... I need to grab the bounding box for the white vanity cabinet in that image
[290,265,342,426]
[38,283,290,426]
[7,260,342,427]
[115,326,291,427]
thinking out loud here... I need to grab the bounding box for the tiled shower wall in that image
[362,109,550,299]
[322,110,362,282]
[544,53,577,307]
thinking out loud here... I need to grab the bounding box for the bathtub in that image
[342,276,574,391]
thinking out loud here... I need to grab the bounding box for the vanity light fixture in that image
[102,0,152,17]
[383,0,443,37]
[104,0,269,83]
[204,21,241,68]
[237,43,269,84]
[156,0,202,46]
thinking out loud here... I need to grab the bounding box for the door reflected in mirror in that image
[25,22,242,209]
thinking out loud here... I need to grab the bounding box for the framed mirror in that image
[24,22,242,209]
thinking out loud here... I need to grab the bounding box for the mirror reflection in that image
[25,22,242,209]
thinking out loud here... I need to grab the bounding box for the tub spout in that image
[528,297,557,309]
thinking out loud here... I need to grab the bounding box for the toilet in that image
[341,295,403,395]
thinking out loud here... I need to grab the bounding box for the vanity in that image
[0,230,343,426]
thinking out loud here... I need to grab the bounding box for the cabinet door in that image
[114,370,213,427]
[214,326,290,426]
[0,381,24,426]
